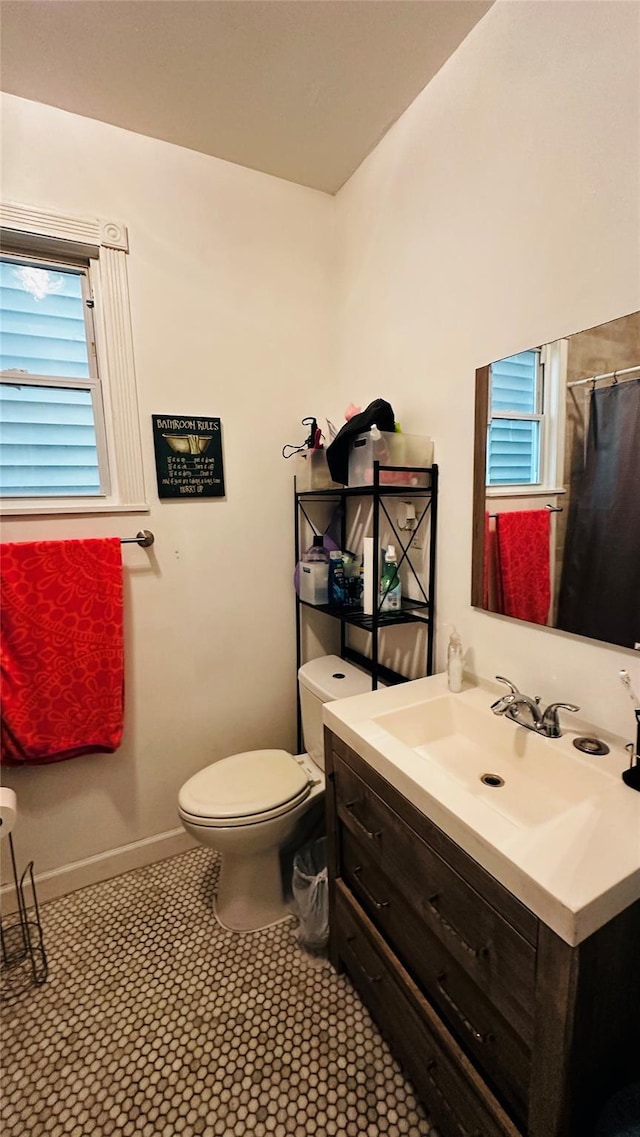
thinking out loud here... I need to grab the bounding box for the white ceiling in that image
[0,0,492,194]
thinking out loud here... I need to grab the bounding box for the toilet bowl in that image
[177,656,371,931]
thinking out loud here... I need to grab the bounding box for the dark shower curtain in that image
[557,379,640,648]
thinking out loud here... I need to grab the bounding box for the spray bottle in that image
[379,545,401,612]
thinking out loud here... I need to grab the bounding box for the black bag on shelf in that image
[326,399,395,486]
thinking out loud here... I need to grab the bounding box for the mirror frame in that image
[471,364,490,609]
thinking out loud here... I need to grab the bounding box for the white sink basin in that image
[324,673,640,945]
[373,695,614,830]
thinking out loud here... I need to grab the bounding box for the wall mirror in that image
[471,311,640,651]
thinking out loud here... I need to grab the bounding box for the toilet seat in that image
[178,749,312,829]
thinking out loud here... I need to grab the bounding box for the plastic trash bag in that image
[594,1084,640,1136]
[292,837,328,953]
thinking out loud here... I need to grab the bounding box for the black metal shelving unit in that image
[295,462,438,749]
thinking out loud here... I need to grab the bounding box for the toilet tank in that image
[298,655,374,769]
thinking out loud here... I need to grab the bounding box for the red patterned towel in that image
[1,539,124,765]
[495,510,551,626]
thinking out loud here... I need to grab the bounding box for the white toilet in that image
[177,655,371,932]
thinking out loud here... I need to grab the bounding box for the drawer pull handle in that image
[425,1061,484,1137]
[359,962,382,984]
[436,973,490,1045]
[345,935,383,984]
[427,893,488,959]
[352,866,389,911]
[345,800,382,841]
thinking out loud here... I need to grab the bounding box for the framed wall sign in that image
[152,415,225,499]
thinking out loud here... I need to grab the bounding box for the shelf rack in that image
[0,833,48,1002]
[295,462,438,749]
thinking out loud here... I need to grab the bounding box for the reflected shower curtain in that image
[557,380,640,648]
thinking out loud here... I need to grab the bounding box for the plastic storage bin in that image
[348,431,433,487]
[299,561,329,605]
[292,837,329,953]
[295,449,344,491]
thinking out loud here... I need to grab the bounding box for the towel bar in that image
[488,506,562,520]
[120,530,154,547]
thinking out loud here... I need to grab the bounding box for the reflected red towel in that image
[1,538,124,765]
[483,512,504,614]
[496,510,550,626]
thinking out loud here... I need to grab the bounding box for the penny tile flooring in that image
[1,847,435,1136]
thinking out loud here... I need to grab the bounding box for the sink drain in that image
[480,773,505,788]
[573,736,610,756]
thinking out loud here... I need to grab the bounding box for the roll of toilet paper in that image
[0,787,17,838]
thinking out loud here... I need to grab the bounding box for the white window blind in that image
[487,350,541,485]
[0,385,100,496]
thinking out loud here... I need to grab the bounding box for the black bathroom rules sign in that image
[152,415,225,498]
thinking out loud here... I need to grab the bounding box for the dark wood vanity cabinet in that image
[325,729,640,1137]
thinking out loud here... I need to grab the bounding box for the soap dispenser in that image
[447,630,463,693]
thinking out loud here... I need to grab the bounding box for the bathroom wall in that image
[2,0,639,898]
[333,0,640,740]
[0,94,337,895]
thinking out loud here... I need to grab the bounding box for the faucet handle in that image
[495,676,520,695]
[541,702,580,738]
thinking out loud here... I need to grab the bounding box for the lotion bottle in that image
[447,630,463,693]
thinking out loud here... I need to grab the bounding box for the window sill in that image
[0,500,149,518]
[485,486,566,499]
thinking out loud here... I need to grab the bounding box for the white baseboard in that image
[1,827,197,913]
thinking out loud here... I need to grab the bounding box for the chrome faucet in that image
[491,676,579,738]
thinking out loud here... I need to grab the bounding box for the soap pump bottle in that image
[303,535,329,563]
[447,630,463,693]
[380,545,401,611]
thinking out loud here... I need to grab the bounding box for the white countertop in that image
[323,672,640,946]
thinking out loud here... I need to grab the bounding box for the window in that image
[486,349,542,485]
[0,203,146,514]
[486,342,566,491]
[0,254,108,497]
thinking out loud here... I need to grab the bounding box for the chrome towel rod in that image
[121,530,154,547]
[489,505,562,520]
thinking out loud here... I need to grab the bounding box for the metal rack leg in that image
[1,833,48,1000]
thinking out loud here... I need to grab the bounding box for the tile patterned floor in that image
[1,847,435,1137]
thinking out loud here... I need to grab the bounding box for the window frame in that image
[485,338,567,497]
[0,202,147,516]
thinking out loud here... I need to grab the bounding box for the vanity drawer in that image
[335,881,523,1137]
[340,826,530,1126]
[333,752,537,1047]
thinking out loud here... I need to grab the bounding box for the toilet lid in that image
[178,749,310,821]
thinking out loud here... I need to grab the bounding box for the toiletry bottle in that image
[303,535,329,563]
[380,545,401,612]
[343,552,363,608]
[447,630,463,693]
[329,550,346,606]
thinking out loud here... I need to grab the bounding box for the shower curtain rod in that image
[567,363,640,389]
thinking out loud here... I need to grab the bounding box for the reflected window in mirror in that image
[486,341,566,492]
[472,311,640,651]
[487,349,542,485]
